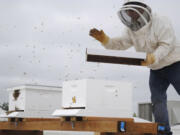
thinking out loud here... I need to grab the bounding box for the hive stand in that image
[0,116,160,135]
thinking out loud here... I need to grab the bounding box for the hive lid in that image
[0,110,56,118]
[52,109,83,117]
[86,48,146,59]
[86,48,146,66]
[7,84,62,92]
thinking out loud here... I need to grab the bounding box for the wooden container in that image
[86,48,146,66]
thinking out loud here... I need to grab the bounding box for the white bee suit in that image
[104,12,180,70]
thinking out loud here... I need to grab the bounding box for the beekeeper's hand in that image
[141,53,155,66]
[89,28,109,45]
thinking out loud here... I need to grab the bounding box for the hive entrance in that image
[13,89,20,100]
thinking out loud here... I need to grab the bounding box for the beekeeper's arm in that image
[89,28,133,50]
[142,17,175,66]
[152,17,175,65]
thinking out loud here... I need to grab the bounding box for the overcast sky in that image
[0,0,180,113]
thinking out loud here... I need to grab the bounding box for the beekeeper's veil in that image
[118,0,152,31]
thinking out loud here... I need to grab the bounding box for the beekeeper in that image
[89,0,180,135]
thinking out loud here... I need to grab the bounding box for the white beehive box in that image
[53,79,133,118]
[3,84,62,118]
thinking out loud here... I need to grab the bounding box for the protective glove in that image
[141,53,155,66]
[89,28,109,45]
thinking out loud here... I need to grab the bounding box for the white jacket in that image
[104,13,180,70]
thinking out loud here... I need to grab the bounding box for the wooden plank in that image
[8,117,134,122]
[83,117,134,122]
[0,130,43,135]
[87,54,143,66]
[125,122,158,134]
[19,118,60,122]
[86,49,146,66]
[0,120,118,132]
[0,117,158,134]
